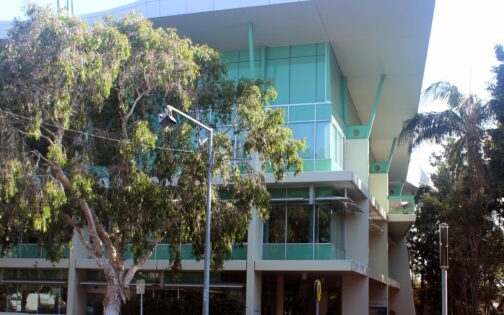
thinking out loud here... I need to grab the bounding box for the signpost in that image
[314,279,322,315]
[439,223,449,315]
[136,279,145,315]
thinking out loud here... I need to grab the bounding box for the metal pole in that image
[202,130,213,315]
[57,0,60,10]
[442,267,448,315]
[162,106,213,315]
[140,293,143,315]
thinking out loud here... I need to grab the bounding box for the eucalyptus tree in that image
[399,82,491,315]
[0,6,304,315]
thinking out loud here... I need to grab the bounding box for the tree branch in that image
[79,200,104,257]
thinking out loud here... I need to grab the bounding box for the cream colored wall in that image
[389,238,415,315]
[369,173,389,211]
[346,139,369,187]
[342,274,369,314]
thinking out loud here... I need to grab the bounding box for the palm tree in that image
[399,81,490,315]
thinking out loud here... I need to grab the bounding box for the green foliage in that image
[0,6,303,309]
[404,79,504,314]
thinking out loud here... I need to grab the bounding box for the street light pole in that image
[158,105,213,315]
[439,223,449,315]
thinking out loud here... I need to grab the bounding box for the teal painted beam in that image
[366,74,386,138]
[261,46,266,78]
[385,137,397,171]
[248,23,255,78]
[342,77,348,126]
[369,137,397,173]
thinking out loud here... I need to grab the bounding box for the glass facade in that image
[263,205,344,260]
[221,43,346,172]
[0,269,68,314]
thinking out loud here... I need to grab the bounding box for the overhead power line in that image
[0,108,198,154]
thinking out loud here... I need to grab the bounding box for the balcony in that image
[388,195,416,214]
[263,243,345,260]
[0,244,70,259]
[388,195,416,241]
[123,244,247,261]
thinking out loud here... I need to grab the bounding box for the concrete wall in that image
[388,238,415,315]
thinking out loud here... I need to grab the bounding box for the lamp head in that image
[158,105,177,124]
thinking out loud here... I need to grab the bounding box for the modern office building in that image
[0,1,435,314]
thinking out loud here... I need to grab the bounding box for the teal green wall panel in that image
[316,55,326,102]
[289,105,315,122]
[316,43,326,56]
[226,62,239,83]
[286,244,313,260]
[290,56,317,103]
[266,58,290,104]
[239,48,262,62]
[316,103,332,121]
[303,160,314,172]
[221,51,239,63]
[266,46,290,59]
[315,159,332,171]
[290,44,317,57]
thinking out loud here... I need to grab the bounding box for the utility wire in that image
[0,108,199,154]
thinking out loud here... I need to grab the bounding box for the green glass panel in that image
[290,44,317,57]
[266,46,290,59]
[231,244,247,260]
[286,243,313,260]
[287,204,312,243]
[287,187,309,199]
[315,122,331,159]
[181,244,195,260]
[289,122,314,159]
[302,159,314,172]
[316,43,326,56]
[316,103,332,121]
[314,243,332,260]
[268,188,286,199]
[315,159,332,171]
[226,62,239,83]
[239,60,262,78]
[221,51,239,63]
[315,187,336,198]
[263,244,285,260]
[219,189,233,200]
[289,105,314,122]
[154,244,170,260]
[316,55,326,102]
[290,56,317,103]
[239,48,262,62]
[266,58,290,104]
[20,244,39,258]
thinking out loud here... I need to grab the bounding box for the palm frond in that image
[422,81,464,109]
[399,110,464,152]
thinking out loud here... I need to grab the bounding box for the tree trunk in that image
[103,280,123,315]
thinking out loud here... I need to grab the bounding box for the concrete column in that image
[275,275,284,315]
[342,274,369,315]
[345,138,369,188]
[344,199,369,266]
[369,173,389,211]
[246,206,263,315]
[66,232,87,315]
[388,237,415,315]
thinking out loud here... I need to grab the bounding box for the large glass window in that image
[264,205,286,243]
[289,122,314,159]
[0,284,67,313]
[286,205,313,243]
[315,122,331,159]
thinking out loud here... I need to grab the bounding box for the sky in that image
[2,0,503,186]
[407,0,504,185]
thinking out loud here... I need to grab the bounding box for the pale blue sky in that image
[2,0,503,186]
[0,0,136,20]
